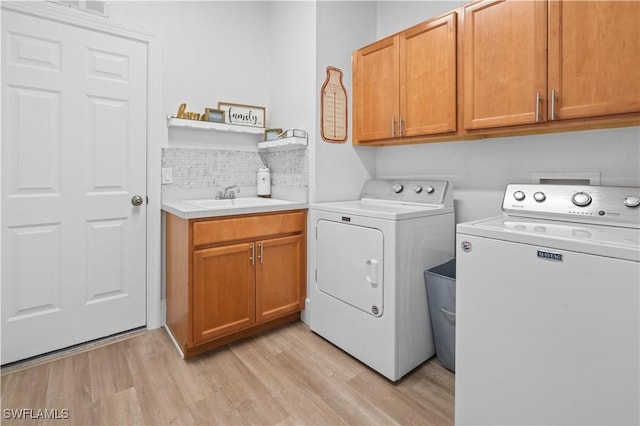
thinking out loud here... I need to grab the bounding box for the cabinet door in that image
[192,242,255,343]
[353,35,400,143]
[255,234,305,323]
[400,11,457,136]
[548,1,640,120]
[463,0,547,129]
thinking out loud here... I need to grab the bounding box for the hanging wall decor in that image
[321,66,348,143]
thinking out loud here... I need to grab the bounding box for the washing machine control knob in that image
[572,192,592,207]
[533,191,546,202]
[425,186,435,194]
[392,183,404,193]
[413,185,423,193]
[624,196,640,208]
[514,191,526,201]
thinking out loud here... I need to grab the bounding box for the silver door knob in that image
[131,195,144,206]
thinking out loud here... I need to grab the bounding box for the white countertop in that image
[162,198,308,219]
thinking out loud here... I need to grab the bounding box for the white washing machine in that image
[310,179,455,381]
[456,184,640,425]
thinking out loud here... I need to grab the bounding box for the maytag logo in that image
[537,250,563,261]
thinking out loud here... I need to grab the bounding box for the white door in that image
[315,220,384,316]
[1,10,148,364]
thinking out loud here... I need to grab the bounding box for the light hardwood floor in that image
[1,322,454,425]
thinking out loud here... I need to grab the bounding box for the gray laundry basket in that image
[424,258,456,372]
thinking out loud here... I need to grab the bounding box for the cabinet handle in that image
[399,116,404,136]
[250,243,255,266]
[258,242,263,264]
[535,92,542,122]
[550,89,557,120]
[391,117,396,137]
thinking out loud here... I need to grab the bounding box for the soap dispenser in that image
[257,165,271,197]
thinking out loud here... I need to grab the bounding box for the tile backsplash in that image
[161,147,308,201]
[262,148,308,187]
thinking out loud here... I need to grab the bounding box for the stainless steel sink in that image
[183,197,295,209]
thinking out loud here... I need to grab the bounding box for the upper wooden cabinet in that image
[463,0,547,129]
[352,0,639,146]
[547,0,640,120]
[353,12,457,144]
[353,35,399,142]
[402,13,458,137]
[463,0,640,131]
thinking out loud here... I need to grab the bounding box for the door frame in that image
[1,1,165,329]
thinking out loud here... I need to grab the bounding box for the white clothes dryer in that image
[310,180,455,381]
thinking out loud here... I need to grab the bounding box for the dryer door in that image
[316,220,384,316]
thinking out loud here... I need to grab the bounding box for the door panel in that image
[5,224,61,318]
[86,219,129,303]
[88,97,129,188]
[1,10,147,364]
[315,220,384,317]
[8,87,61,193]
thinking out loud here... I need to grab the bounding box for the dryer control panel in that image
[360,180,453,207]
[503,184,640,228]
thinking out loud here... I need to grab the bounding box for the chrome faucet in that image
[216,185,240,199]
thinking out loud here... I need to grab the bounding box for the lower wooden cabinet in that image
[165,210,306,358]
[255,234,305,323]
[192,242,256,344]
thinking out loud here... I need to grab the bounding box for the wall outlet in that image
[161,168,173,184]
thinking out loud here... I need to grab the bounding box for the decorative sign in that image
[264,128,283,141]
[205,108,225,123]
[321,66,348,143]
[176,103,206,120]
[218,102,265,128]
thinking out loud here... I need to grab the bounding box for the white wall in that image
[376,0,467,38]
[267,1,316,133]
[110,1,315,186]
[109,1,271,143]
[313,1,377,203]
[377,127,640,189]
[377,127,640,223]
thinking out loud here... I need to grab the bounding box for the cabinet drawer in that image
[193,210,306,247]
